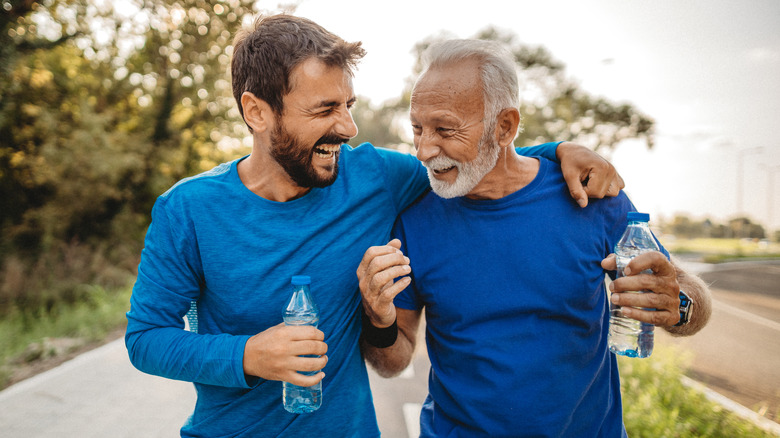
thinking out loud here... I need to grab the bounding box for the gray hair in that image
[419,39,520,124]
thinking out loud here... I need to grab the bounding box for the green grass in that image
[619,344,777,437]
[0,285,131,388]
[661,237,780,262]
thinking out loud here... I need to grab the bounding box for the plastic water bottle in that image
[608,212,660,358]
[282,275,322,413]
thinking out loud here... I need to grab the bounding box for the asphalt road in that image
[0,260,777,437]
[661,260,780,422]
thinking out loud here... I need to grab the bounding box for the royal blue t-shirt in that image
[393,158,667,437]
[126,143,560,437]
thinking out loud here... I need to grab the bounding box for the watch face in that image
[678,291,692,326]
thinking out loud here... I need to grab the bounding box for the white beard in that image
[424,130,500,199]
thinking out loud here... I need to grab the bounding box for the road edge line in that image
[681,375,780,436]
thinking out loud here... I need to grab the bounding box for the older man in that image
[357,39,711,437]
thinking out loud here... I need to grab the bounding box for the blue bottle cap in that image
[627,212,650,222]
[291,275,311,285]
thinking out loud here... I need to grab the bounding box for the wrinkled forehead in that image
[411,62,484,119]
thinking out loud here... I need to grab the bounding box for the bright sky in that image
[294,0,780,230]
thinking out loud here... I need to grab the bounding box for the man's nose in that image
[415,131,440,162]
[334,107,358,140]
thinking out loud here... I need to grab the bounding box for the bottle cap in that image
[291,275,311,285]
[627,212,650,222]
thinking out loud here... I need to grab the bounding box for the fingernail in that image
[624,266,631,275]
[578,199,587,208]
[609,283,615,292]
[404,256,410,264]
[610,294,619,304]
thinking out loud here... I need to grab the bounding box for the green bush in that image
[0,285,131,389]
[619,345,776,437]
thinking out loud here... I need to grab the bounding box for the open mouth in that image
[432,166,455,175]
[314,144,340,158]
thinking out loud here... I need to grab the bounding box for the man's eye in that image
[411,125,422,134]
[437,127,454,135]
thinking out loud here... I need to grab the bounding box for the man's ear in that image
[241,92,274,134]
[495,107,521,148]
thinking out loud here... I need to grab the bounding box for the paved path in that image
[1,260,778,437]
[0,339,195,437]
[0,337,422,437]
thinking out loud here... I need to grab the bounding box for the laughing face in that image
[270,124,349,188]
[410,59,500,199]
[272,57,358,188]
[421,123,499,199]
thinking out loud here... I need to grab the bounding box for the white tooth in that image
[316,145,339,153]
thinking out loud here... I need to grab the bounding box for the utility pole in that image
[737,147,763,215]
[762,165,780,233]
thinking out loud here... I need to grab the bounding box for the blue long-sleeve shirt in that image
[126,142,559,437]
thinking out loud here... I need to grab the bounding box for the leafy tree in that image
[661,214,766,239]
[355,26,655,155]
[0,0,272,314]
[350,97,407,148]
[0,0,262,259]
[727,217,765,239]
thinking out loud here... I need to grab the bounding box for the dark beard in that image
[269,125,346,188]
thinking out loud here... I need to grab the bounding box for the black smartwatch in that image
[674,290,694,327]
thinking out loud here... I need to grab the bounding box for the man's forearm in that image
[664,258,712,337]
[361,307,421,377]
[361,333,415,378]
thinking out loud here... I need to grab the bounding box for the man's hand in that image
[557,142,624,207]
[356,239,412,328]
[601,252,681,327]
[242,323,328,386]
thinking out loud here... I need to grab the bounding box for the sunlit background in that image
[295,0,780,231]
[1,1,779,436]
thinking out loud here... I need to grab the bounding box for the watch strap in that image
[674,290,693,327]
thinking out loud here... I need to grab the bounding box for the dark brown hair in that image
[231,14,365,129]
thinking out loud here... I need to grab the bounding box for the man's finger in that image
[284,370,325,387]
[380,276,411,301]
[567,174,589,208]
[610,272,677,297]
[366,253,410,282]
[582,168,612,199]
[611,288,676,310]
[601,254,617,270]
[289,354,329,372]
[624,252,675,277]
[357,242,405,277]
[284,325,326,341]
[373,264,411,288]
[605,174,625,197]
[614,174,625,191]
[288,339,329,357]
[618,306,678,326]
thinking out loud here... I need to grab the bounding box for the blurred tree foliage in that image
[1,1,656,316]
[0,0,261,315]
[352,26,655,154]
[666,215,766,240]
